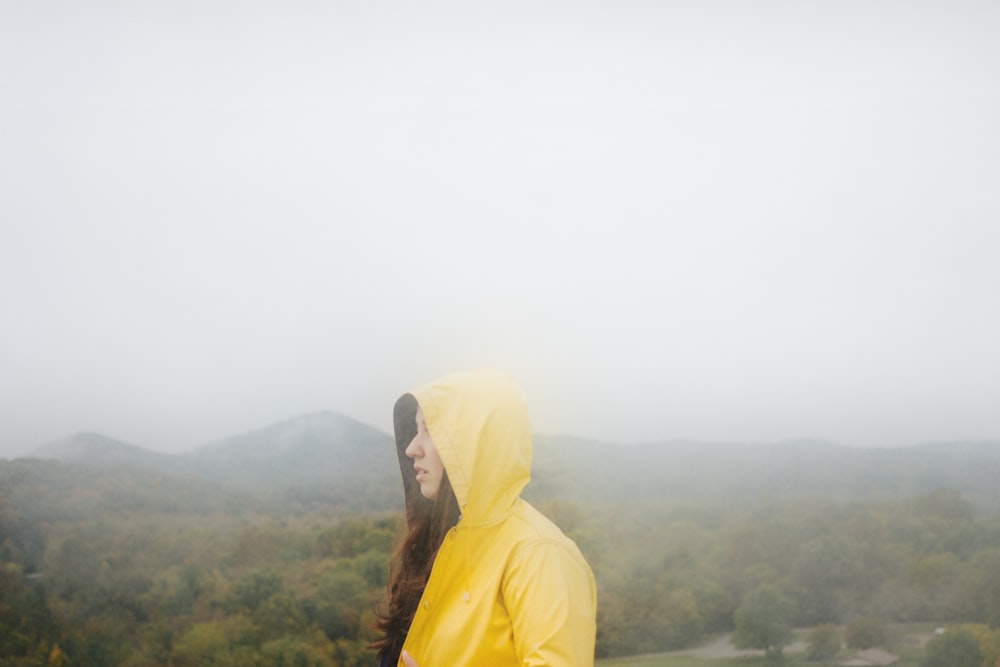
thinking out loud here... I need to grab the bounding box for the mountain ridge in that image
[33,431,176,466]
[18,415,1000,513]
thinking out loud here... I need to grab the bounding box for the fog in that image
[2,1,998,457]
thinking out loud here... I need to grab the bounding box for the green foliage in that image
[0,496,61,666]
[0,489,392,666]
[921,628,984,667]
[732,584,797,657]
[913,488,975,524]
[172,618,247,666]
[595,552,707,656]
[959,624,1000,667]
[969,549,1000,630]
[260,634,333,667]
[314,562,371,642]
[844,617,886,649]
[806,623,840,661]
[792,536,877,624]
[7,456,1000,665]
[253,593,308,641]
[227,569,284,613]
[0,566,60,664]
[159,563,205,616]
[316,518,396,559]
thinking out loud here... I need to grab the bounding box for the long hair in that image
[372,473,460,664]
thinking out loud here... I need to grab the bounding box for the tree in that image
[662,588,704,648]
[807,624,840,661]
[171,617,253,667]
[922,628,983,667]
[732,584,797,658]
[792,536,872,624]
[845,617,886,649]
[962,625,1000,667]
[226,569,283,613]
[252,593,307,642]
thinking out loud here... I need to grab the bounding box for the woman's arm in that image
[503,540,598,667]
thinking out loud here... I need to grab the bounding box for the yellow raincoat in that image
[392,369,597,667]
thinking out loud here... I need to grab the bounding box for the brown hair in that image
[372,473,460,664]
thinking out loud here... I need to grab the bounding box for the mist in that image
[2,0,999,458]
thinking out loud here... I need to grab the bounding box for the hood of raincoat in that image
[392,368,531,525]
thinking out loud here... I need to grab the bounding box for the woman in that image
[372,369,597,667]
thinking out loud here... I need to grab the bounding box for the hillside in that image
[33,432,177,468]
[21,416,1000,513]
[5,420,1000,666]
[26,412,401,512]
[0,457,260,524]
[529,436,1000,511]
[186,411,400,510]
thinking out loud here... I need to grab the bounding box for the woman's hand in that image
[401,650,419,667]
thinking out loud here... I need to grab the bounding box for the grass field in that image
[597,657,715,667]
[597,657,812,667]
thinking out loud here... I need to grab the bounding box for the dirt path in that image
[611,626,937,664]
[670,627,934,660]
[672,633,807,659]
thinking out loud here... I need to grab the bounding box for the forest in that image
[3,451,1000,666]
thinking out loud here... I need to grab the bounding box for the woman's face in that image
[405,406,445,500]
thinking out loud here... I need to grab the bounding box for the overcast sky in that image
[2,1,998,458]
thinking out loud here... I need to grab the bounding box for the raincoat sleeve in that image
[502,539,597,667]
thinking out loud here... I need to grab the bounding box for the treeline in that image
[3,461,1000,665]
[1,507,395,666]
[579,489,1000,656]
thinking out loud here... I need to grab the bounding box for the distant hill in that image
[184,411,399,511]
[528,436,1000,512]
[27,412,401,513]
[0,457,260,523]
[21,416,1000,514]
[33,432,177,469]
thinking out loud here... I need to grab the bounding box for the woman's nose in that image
[405,435,420,458]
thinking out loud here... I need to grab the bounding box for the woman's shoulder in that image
[501,500,596,590]
[504,499,584,552]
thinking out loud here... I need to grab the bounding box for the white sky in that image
[2,0,999,457]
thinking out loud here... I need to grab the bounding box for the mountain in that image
[23,417,1000,514]
[528,436,1000,512]
[185,411,400,510]
[33,432,177,470]
[0,457,261,522]
[28,412,402,512]
[190,410,391,469]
